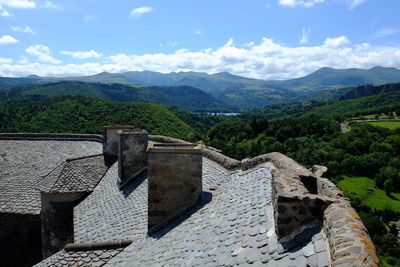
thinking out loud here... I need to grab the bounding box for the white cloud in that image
[278,0,325,8]
[2,37,400,80]
[338,0,366,9]
[0,0,36,8]
[130,6,152,18]
[17,55,29,64]
[11,25,35,34]
[0,57,12,64]
[60,50,102,59]
[371,28,399,39]
[300,27,311,44]
[25,45,61,64]
[0,5,12,16]
[0,35,18,45]
[40,1,58,8]
[323,35,350,48]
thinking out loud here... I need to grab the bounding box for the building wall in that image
[41,192,86,259]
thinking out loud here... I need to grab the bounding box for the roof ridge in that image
[66,153,104,162]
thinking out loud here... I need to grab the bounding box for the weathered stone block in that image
[117,129,148,187]
[275,192,334,241]
[103,125,133,157]
[147,143,203,233]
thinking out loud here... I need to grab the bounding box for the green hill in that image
[0,81,234,112]
[0,96,198,140]
[0,76,55,90]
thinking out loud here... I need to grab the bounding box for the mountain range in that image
[1,66,400,109]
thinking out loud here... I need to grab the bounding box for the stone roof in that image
[36,247,125,266]
[0,139,102,215]
[37,158,330,266]
[1,133,378,267]
[36,155,110,194]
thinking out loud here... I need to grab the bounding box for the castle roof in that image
[0,137,102,215]
[0,133,379,267]
[38,159,329,267]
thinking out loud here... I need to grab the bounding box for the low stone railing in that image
[318,178,380,266]
[264,152,379,267]
[0,133,104,142]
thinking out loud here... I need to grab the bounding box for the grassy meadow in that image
[337,176,400,213]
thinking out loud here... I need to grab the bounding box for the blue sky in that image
[0,0,400,79]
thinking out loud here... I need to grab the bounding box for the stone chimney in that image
[117,129,148,187]
[147,143,203,233]
[103,125,133,158]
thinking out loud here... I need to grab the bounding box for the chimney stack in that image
[103,125,133,158]
[118,129,148,187]
[147,143,203,233]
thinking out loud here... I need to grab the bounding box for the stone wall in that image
[0,213,42,267]
[318,178,380,267]
[266,153,379,266]
[41,192,87,259]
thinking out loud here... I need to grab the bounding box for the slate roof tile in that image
[0,140,102,214]
[38,157,328,266]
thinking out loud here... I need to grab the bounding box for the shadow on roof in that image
[148,191,213,239]
[121,170,148,198]
[280,225,322,252]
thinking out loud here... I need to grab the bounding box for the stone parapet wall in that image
[275,192,334,239]
[0,133,104,142]
[318,179,379,267]
[324,201,379,266]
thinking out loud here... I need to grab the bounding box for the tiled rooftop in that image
[36,155,110,194]
[38,158,329,266]
[0,140,102,214]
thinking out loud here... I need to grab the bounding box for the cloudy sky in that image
[0,0,399,80]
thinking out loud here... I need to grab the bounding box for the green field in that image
[337,176,400,213]
[364,121,400,129]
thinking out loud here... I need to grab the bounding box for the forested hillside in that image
[247,89,400,120]
[0,81,234,112]
[0,96,199,140]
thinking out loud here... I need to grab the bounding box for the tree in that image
[384,179,394,195]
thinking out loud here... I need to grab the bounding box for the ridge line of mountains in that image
[1,66,400,111]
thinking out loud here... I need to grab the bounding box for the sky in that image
[0,0,400,80]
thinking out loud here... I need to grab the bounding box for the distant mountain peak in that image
[27,74,41,78]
